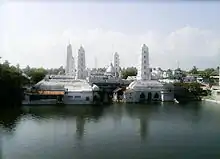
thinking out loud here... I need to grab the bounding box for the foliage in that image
[121,67,137,79]
[22,66,64,84]
[24,68,47,84]
[174,82,203,96]
[189,66,198,75]
[0,61,30,106]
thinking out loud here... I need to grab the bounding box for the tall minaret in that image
[113,52,120,77]
[76,45,86,79]
[65,43,75,76]
[71,56,75,76]
[137,44,151,80]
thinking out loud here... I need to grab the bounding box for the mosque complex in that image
[64,43,175,103]
[22,43,175,105]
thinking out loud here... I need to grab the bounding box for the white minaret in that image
[137,44,151,80]
[71,56,75,76]
[76,45,86,79]
[65,43,75,76]
[113,52,120,77]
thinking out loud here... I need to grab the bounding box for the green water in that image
[1,101,220,159]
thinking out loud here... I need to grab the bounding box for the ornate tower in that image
[76,45,86,79]
[65,43,75,76]
[137,44,151,80]
[113,52,120,77]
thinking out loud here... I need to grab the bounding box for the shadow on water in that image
[0,107,24,133]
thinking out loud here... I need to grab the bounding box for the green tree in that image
[3,60,10,67]
[121,67,137,79]
[27,68,47,84]
[0,61,30,106]
[189,66,198,75]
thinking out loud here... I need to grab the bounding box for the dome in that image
[128,80,163,90]
[105,63,115,75]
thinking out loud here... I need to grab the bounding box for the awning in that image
[37,90,64,95]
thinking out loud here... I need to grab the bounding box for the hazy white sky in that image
[1,1,220,70]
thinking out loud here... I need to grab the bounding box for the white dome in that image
[105,63,115,74]
[128,80,163,90]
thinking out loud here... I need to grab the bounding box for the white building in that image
[151,67,163,80]
[76,46,86,79]
[137,44,151,80]
[123,44,174,103]
[113,52,120,77]
[65,43,75,76]
[23,75,96,105]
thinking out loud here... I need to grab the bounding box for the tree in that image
[121,67,137,79]
[189,66,198,75]
[0,61,30,107]
[3,60,10,67]
[27,68,47,84]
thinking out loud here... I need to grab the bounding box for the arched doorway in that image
[147,92,152,102]
[154,93,159,100]
[139,92,145,103]
[93,95,98,102]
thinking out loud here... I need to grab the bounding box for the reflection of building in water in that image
[139,118,148,140]
[124,106,150,140]
[112,105,123,128]
[76,116,85,140]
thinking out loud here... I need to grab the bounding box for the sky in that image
[1,1,220,70]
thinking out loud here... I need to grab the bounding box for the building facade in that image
[123,44,174,103]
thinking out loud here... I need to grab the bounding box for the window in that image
[75,96,81,99]
[86,97,90,101]
[144,55,146,58]
[144,60,146,64]
[144,66,146,69]
[68,96,73,98]
[144,72,146,75]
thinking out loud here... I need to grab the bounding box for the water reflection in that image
[0,128,2,159]
[0,108,23,133]
[76,116,85,140]
[1,103,220,159]
[22,106,105,140]
[125,104,161,140]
